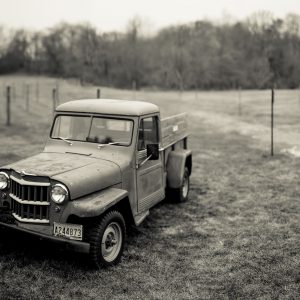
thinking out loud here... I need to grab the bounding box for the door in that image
[136,116,164,212]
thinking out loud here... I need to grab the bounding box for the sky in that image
[0,0,299,33]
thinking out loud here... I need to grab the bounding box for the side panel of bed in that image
[161,113,188,149]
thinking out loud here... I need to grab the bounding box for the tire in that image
[171,167,190,202]
[88,210,126,268]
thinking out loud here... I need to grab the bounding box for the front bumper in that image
[0,221,90,254]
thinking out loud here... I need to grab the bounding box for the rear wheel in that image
[170,167,190,202]
[88,210,126,268]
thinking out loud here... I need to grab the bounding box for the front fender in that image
[61,188,128,221]
[167,149,192,189]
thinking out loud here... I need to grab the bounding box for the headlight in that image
[50,184,68,204]
[0,172,9,190]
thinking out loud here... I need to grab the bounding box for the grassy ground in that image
[0,75,299,299]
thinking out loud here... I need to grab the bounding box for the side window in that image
[138,116,158,151]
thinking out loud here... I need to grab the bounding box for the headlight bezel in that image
[0,172,10,190]
[50,183,69,204]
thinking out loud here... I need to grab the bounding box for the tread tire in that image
[88,210,126,268]
[170,167,190,202]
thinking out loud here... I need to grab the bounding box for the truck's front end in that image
[0,164,91,253]
[0,98,162,267]
[0,107,133,253]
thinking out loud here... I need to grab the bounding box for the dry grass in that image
[0,75,299,299]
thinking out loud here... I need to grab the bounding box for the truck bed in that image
[161,113,188,149]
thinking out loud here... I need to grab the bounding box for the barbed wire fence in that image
[0,77,300,158]
[0,78,104,127]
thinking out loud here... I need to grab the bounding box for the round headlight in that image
[51,184,68,204]
[0,172,9,190]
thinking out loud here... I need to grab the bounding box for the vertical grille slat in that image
[36,206,40,219]
[31,186,34,201]
[10,177,50,223]
[27,186,30,201]
[21,202,24,217]
[26,204,29,218]
[34,187,37,202]
[33,205,36,219]
[26,187,29,200]
[22,204,25,218]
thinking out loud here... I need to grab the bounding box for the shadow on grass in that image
[0,228,92,271]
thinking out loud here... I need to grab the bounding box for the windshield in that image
[51,115,133,146]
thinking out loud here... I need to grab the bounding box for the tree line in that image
[0,12,300,90]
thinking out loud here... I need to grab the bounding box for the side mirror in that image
[147,144,159,160]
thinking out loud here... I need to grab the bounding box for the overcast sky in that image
[0,0,299,32]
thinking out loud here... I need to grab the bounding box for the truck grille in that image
[10,176,50,224]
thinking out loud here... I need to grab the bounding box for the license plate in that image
[53,222,83,241]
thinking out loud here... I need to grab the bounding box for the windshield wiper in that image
[57,137,73,146]
[97,142,127,149]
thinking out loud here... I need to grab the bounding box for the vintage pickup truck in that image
[0,99,192,267]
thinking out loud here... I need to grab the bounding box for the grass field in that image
[0,75,299,299]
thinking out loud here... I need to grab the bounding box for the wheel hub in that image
[105,233,117,247]
[101,222,122,262]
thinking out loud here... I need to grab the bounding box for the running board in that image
[134,210,149,226]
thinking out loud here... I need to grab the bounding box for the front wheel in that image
[88,210,126,268]
[170,167,190,202]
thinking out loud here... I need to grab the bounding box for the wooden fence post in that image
[6,86,11,126]
[52,88,56,114]
[238,86,242,116]
[55,81,60,105]
[271,88,274,156]
[97,88,101,99]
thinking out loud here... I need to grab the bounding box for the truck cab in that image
[0,99,192,267]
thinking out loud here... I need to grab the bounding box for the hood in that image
[5,152,122,199]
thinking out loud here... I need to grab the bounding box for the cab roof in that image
[56,99,159,116]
